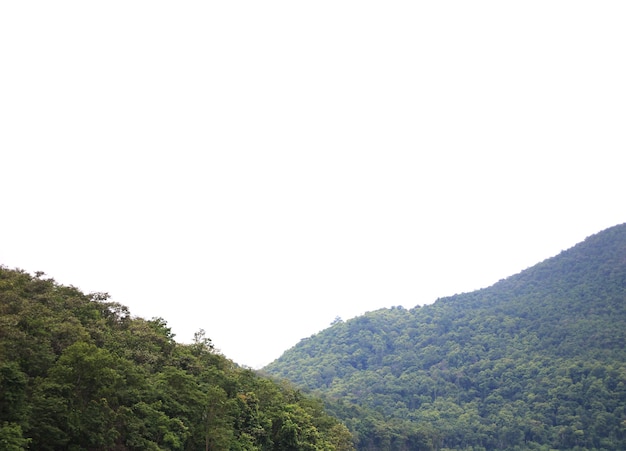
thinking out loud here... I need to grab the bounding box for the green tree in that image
[0,422,31,451]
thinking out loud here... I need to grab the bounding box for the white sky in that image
[1,1,625,368]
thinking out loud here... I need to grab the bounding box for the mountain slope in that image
[0,266,355,451]
[264,224,626,450]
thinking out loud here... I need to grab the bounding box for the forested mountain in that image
[264,224,626,450]
[0,267,355,450]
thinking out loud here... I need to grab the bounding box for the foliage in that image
[0,267,355,450]
[264,224,626,450]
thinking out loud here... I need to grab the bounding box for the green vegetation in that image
[0,267,355,450]
[264,224,626,450]
[4,224,626,450]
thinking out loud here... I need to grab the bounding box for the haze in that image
[1,1,624,368]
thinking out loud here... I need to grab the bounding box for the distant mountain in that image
[263,224,626,450]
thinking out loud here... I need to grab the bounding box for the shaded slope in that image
[264,224,626,450]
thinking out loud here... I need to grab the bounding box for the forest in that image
[3,224,626,450]
[264,224,626,450]
[0,266,354,450]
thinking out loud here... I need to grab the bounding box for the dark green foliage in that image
[264,224,626,450]
[0,267,355,450]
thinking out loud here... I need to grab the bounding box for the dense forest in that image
[3,224,626,450]
[264,224,626,450]
[0,267,355,450]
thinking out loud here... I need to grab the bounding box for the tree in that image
[0,422,31,451]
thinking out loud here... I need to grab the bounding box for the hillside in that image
[263,224,626,450]
[0,267,355,450]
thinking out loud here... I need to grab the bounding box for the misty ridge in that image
[1,223,626,450]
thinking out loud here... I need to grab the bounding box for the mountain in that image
[0,267,355,450]
[263,224,626,450]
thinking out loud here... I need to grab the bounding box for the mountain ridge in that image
[263,223,626,450]
[0,265,356,450]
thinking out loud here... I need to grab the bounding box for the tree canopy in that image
[0,266,355,451]
[264,224,626,450]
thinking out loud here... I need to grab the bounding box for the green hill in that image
[263,224,626,450]
[0,267,355,450]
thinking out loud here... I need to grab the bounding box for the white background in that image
[2,1,625,368]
